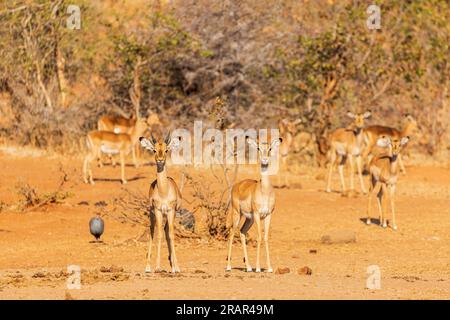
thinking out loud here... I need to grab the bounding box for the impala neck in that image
[156,165,169,196]
[354,127,364,145]
[284,132,293,147]
[260,170,272,192]
[389,154,399,174]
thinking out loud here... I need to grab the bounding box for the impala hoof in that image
[366,219,371,225]
[246,267,253,272]
[145,266,152,273]
[121,180,128,185]
[255,268,261,273]
[392,225,398,231]
[225,266,231,272]
[267,268,273,273]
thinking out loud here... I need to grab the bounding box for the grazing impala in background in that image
[97,113,162,167]
[226,135,282,273]
[362,114,418,174]
[366,135,410,230]
[140,133,182,273]
[83,119,148,185]
[326,111,371,195]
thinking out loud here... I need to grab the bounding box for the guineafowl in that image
[89,216,104,241]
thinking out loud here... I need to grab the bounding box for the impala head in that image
[279,119,302,135]
[346,110,371,129]
[246,136,283,172]
[139,132,181,172]
[376,135,410,160]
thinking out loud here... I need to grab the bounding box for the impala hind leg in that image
[120,151,127,184]
[326,150,336,193]
[380,184,388,228]
[110,155,116,168]
[338,155,347,194]
[388,184,398,230]
[356,155,367,194]
[226,207,240,271]
[83,152,95,185]
[367,179,381,225]
[240,216,254,272]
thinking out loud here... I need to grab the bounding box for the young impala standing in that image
[326,111,371,195]
[226,135,282,273]
[140,133,182,273]
[97,113,162,167]
[83,119,147,185]
[366,135,410,230]
[362,114,417,174]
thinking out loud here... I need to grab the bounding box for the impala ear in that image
[139,137,155,152]
[400,136,410,146]
[270,138,282,149]
[346,111,356,119]
[246,136,258,149]
[376,136,391,148]
[363,110,372,119]
[168,136,181,150]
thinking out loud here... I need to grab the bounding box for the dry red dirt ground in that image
[0,150,449,299]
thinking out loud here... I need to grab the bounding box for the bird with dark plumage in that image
[89,216,104,241]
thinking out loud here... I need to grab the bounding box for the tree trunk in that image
[56,42,69,108]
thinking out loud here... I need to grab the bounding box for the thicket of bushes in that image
[0,0,448,158]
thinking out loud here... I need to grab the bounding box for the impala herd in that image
[83,109,417,273]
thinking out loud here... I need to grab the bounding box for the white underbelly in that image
[100,145,119,154]
[351,147,361,156]
[335,143,346,155]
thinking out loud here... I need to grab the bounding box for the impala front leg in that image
[155,210,163,272]
[338,155,347,194]
[167,209,180,273]
[145,210,156,273]
[254,213,262,272]
[263,214,273,273]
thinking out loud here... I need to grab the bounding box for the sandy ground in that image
[0,150,449,300]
